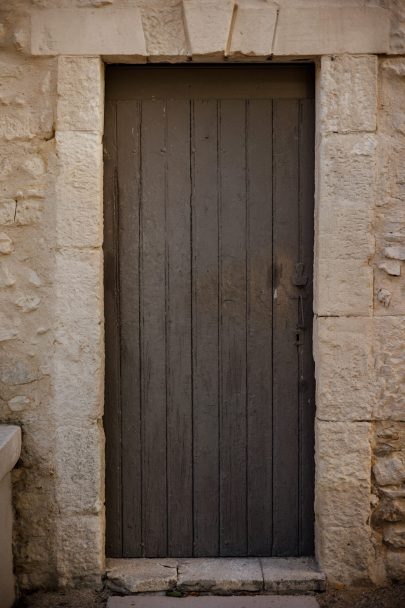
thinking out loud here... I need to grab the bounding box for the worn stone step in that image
[106,558,325,595]
[107,596,320,608]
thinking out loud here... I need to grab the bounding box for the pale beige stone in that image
[315,259,373,316]
[55,423,103,515]
[316,420,372,484]
[320,55,377,133]
[0,200,16,225]
[53,249,103,422]
[316,525,376,586]
[274,8,390,56]
[374,268,405,315]
[0,312,19,342]
[15,200,43,226]
[317,480,371,529]
[383,246,405,261]
[55,515,104,586]
[314,317,375,421]
[0,54,54,140]
[141,5,188,59]
[57,57,104,132]
[183,0,234,58]
[8,396,30,412]
[227,5,277,58]
[318,133,377,208]
[106,559,178,593]
[378,260,401,276]
[178,558,262,592]
[0,233,13,255]
[31,8,146,56]
[55,132,103,248]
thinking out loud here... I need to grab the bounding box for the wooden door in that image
[104,65,315,558]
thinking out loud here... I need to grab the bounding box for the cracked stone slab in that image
[106,559,178,593]
[261,558,326,593]
[107,597,320,608]
[177,558,262,593]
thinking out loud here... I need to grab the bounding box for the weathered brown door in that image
[104,65,315,559]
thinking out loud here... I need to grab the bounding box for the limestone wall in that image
[0,0,403,593]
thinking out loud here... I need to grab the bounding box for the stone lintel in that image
[30,6,390,58]
[0,425,21,482]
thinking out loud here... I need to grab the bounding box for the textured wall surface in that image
[0,0,403,593]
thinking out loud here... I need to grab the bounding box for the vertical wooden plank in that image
[116,100,142,557]
[219,99,247,557]
[298,98,315,556]
[192,99,220,557]
[246,99,273,556]
[104,99,122,557]
[141,99,167,557]
[166,99,193,557]
[272,99,300,556]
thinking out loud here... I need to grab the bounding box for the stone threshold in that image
[107,596,320,608]
[105,557,325,595]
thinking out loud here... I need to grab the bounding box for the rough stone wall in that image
[0,38,59,589]
[0,0,403,593]
[370,57,405,583]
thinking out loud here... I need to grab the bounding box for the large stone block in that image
[314,258,373,316]
[31,8,146,56]
[316,420,372,484]
[316,480,371,529]
[316,201,373,262]
[55,514,104,586]
[183,0,233,58]
[314,318,375,421]
[318,133,377,210]
[273,8,390,56]
[53,249,103,420]
[55,131,103,248]
[316,525,376,586]
[320,55,377,133]
[227,5,277,58]
[55,422,103,515]
[57,57,104,132]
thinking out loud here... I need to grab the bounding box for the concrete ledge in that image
[0,425,21,608]
[0,425,21,482]
[106,558,325,595]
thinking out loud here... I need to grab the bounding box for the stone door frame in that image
[41,3,389,586]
